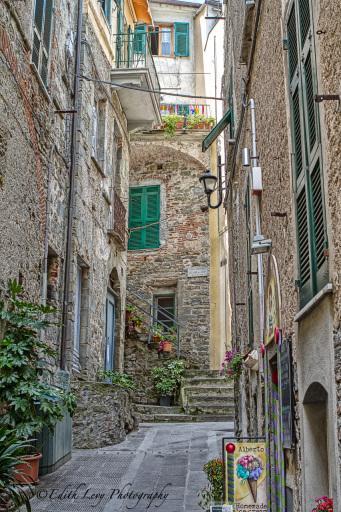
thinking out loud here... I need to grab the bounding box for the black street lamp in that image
[199,157,223,209]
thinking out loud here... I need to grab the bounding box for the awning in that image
[202,109,232,152]
[132,0,153,25]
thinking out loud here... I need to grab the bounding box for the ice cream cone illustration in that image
[247,478,258,502]
[236,454,263,503]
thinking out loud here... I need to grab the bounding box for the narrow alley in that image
[28,422,233,512]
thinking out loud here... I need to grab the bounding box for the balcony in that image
[108,191,126,248]
[111,32,162,131]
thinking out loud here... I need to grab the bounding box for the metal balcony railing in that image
[126,287,184,357]
[113,31,161,98]
[108,191,126,247]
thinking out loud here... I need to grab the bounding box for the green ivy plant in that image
[198,458,224,510]
[97,370,136,390]
[0,281,77,440]
[0,426,33,511]
[151,360,185,397]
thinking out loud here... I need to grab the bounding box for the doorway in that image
[105,292,116,371]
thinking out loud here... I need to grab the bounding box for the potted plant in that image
[0,426,33,511]
[198,458,224,511]
[0,281,77,484]
[220,348,243,381]
[162,115,183,137]
[312,496,334,512]
[162,327,177,353]
[125,305,145,337]
[151,323,164,345]
[151,360,185,406]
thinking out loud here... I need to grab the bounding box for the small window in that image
[32,0,53,85]
[150,23,189,57]
[154,295,175,330]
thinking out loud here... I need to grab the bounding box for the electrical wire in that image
[79,74,224,101]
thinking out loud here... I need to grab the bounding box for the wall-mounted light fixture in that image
[199,157,224,209]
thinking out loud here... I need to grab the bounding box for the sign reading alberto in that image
[224,441,267,511]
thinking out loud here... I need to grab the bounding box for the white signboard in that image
[187,266,209,278]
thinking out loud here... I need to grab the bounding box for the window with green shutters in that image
[287,0,328,308]
[32,0,53,85]
[133,24,146,55]
[128,186,160,250]
[174,23,189,57]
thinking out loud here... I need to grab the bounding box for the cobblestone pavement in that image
[29,422,233,512]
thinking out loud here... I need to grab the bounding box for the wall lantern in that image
[199,157,224,209]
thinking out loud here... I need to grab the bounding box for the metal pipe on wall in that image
[249,98,264,343]
[60,0,83,369]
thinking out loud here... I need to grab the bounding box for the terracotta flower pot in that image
[176,121,184,129]
[15,453,42,484]
[152,335,161,344]
[162,341,173,353]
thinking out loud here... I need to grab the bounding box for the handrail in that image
[126,287,183,356]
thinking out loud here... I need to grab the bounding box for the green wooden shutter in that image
[133,24,146,55]
[128,188,143,250]
[145,186,160,249]
[128,186,160,250]
[174,22,189,57]
[287,0,328,307]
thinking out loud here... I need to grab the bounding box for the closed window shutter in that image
[128,186,160,250]
[128,188,143,250]
[174,22,189,57]
[145,186,160,248]
[133,24,146,55]
[287,0,328,307]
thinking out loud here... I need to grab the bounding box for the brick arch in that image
[130,141,207,171]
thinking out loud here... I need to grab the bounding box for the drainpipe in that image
[249,98,264,343]
[41,143,55,306]
[60,0,83,369]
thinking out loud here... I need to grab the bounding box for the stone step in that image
[186,403,234,415]
[182,376,229,387]
[184,369,222,378]
[187,394,233,405]
[142,413,234,423]
[135,404,182,413]
[183,386,233,396]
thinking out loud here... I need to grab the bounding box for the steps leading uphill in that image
[136,370,234,423]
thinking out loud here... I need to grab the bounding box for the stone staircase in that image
[135,370,234,423]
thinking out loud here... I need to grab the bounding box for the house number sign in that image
[187,266,209,278]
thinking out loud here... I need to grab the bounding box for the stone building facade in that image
[223,0,341,510]
[126,131,212,369]
[0,0,159,471]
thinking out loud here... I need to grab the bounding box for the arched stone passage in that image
[302,382,329,510]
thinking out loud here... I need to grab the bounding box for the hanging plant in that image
[220,349,243,381]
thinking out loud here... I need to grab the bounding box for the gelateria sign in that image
[224,441,267,511]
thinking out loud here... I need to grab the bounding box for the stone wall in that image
[126,131,211,370]
[124,337,179,404]
[72,381,138,449]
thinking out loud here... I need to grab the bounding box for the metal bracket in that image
[314,94,341,112]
